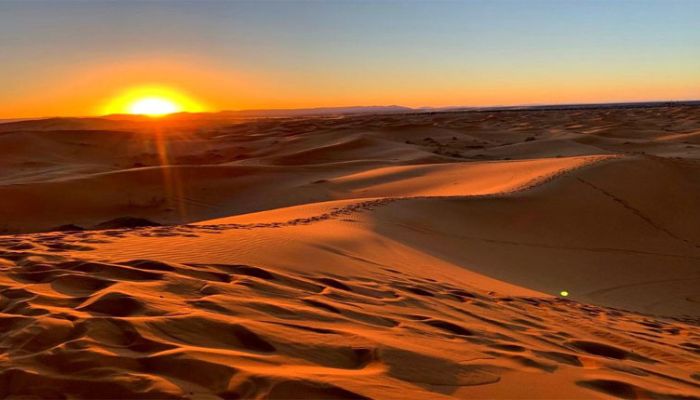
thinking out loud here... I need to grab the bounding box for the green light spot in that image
[560,290,569,297]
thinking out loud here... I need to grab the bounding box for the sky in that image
[0,0,698,118]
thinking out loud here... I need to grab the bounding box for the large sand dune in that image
[1,105,699,398]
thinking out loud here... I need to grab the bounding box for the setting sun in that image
[101,85,205,116]
[128,97,180,116]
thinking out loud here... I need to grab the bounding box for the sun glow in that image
[102,85,205,117]
[128,97,180,116]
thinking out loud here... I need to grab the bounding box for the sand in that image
[0,105,699,398]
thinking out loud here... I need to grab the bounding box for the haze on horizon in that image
[0,0,698,118]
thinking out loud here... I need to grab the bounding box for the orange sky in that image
[1,2,698,118]
[3,55,696,119]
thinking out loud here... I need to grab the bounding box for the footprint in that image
[397,285,434,297]
[50,275,115,296]
[204,264,275,280]
[45,242,95,252]
[532,350,582,367]
[423,319,474,337]
[78,292,149,317]
[485,352,557,373]
[316,277,352,292]
[147,317,276,353]
[303,299,341,314]
[120,259,176,271]
[402,314,431,321]
[61,261,162,281]
[141,354,239,391]
[9,262,67,283]
[380,347,500,387]
[8,242,35,250]
[568,340,653,363]
[447,289,477,300]
[83,318,175,353]
[576,379,690,400]
[267,380,370,400]
[488,343,526,352]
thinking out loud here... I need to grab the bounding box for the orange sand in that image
[0,106,699,398]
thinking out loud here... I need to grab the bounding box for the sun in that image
[128,97,180,116]
[101,85,205,117]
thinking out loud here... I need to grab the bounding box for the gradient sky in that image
[0,0,698,118]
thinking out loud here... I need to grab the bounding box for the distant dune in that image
[216,105,414,117]
[1,104,699,398]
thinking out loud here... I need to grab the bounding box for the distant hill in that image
[215,105,413,118]
[0,117,148,132]
[0,106,414,132]
[2,101,698,132]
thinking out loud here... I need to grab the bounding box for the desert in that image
[0,104,699,398]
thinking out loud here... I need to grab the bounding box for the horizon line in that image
[3,98,700,122]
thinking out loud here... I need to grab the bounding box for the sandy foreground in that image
[0,106,699,399]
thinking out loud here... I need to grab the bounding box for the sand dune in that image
[1,105,699,398]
